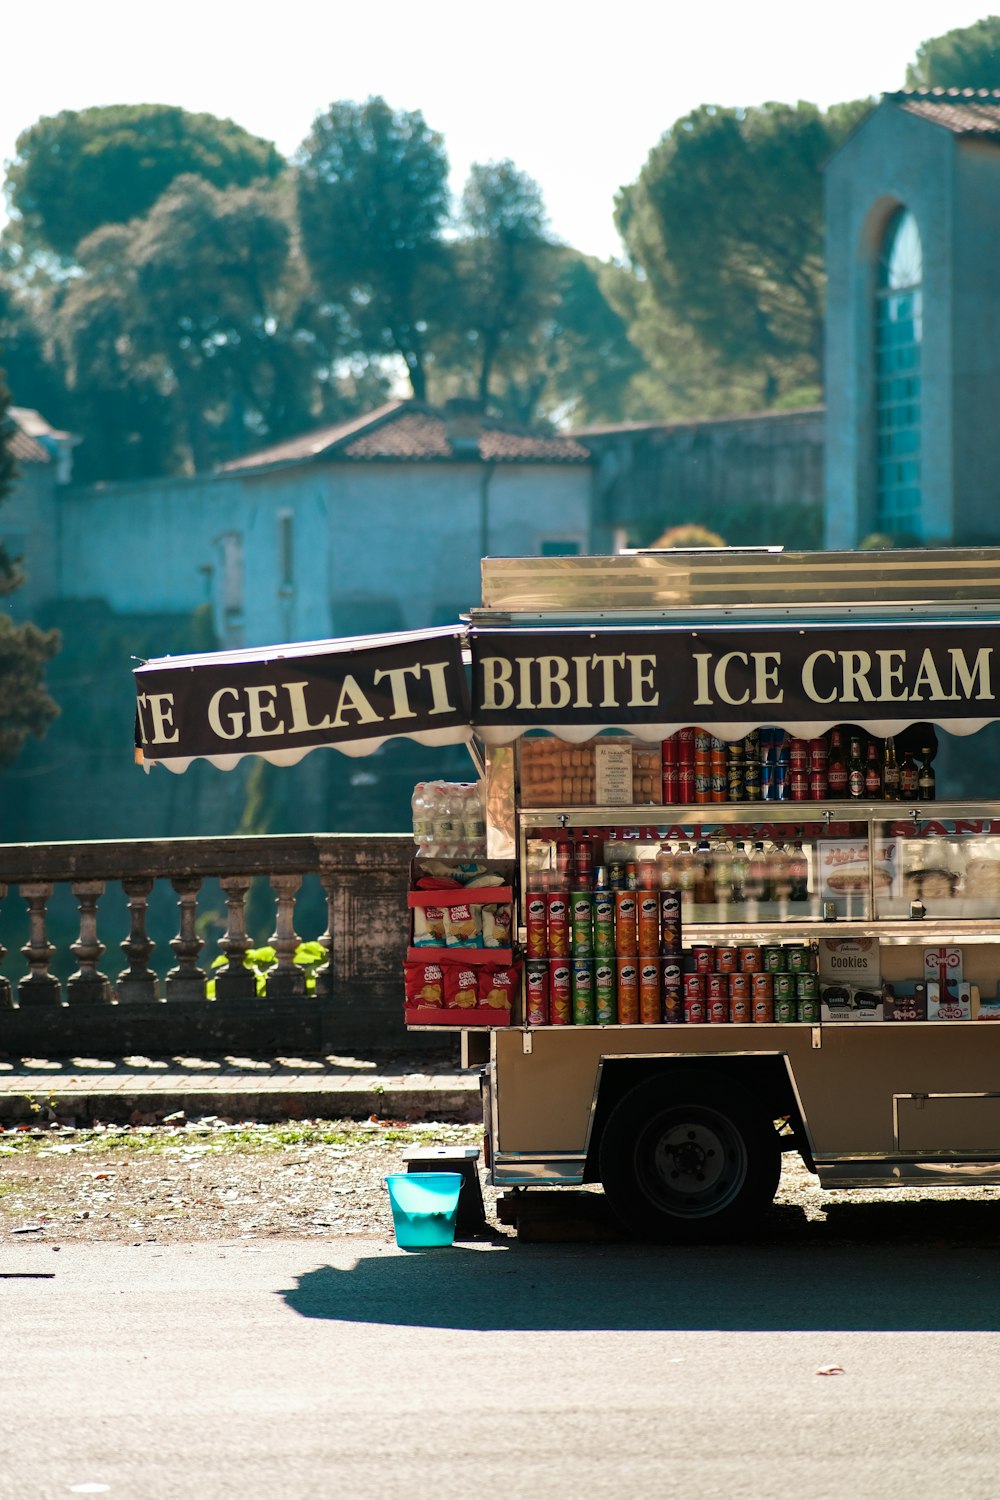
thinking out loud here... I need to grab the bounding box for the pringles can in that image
[525,960,549,1025]
[525,892,548,959]
[593,890,616,958]
[595,960,617,1024]
[617,959,639,1024]
[549,961,571,1025]
[571,960,595,1025]
[546,892,569,958]
[571,891,594,958]
[614,891,637,956]
[639,960,661,1024]
[637,892,660,956]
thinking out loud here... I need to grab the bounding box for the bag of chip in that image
[403,961,444,1009]
[444,902,481,947]
[412,903,446,947]
[479,965,517,1010]
[444,965,479,1009]
[482,903,512,948]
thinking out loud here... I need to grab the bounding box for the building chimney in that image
[443,398,485,458]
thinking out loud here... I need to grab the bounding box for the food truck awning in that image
[134,626,472,771]
[134,617,1000,771]
[468,622,1000,744]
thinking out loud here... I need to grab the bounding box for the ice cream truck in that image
[136,547,1000,1239]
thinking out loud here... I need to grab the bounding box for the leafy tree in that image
[906,15,1000,90]
[51,175,344,474]
[451,160,557,403]
[0,372,60,761]
[296,97,450,400]
[5,105,284,262]
[616,100,869,406]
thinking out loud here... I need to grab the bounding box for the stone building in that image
[824,89,1000,547]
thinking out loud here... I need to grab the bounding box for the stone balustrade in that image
[0,834,427,1057]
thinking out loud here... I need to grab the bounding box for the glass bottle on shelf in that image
[918,746,936,801]
[848,736,865,798]
[864,741,882,798]
[788,837,809,902]
[828,729,848,798]
[900,746,920,798]
[693,838,715,904]
[883,736,900,800]
[771,841,793,902]
[675,842,697,898]
[713,842,734,905]
[657,844,677,887]
[729,841,749,903]
[744,840,771,903]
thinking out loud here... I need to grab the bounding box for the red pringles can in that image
[730,973,752,1024]
[684,993,707,1024]
[617,959,639,1024]
[659,888,682,955]
[690,943,715,974]
[614,891,638,956]
[525,891,548,959]
[525,960,549,1025]
[662,954,683,1023]
[739,944,762,973]
[637,892,660,956]
[549,960,571,1024]
[546,891,569,958]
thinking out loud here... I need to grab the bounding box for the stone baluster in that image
[18,881,61,1006]
[165,875,207,1002]
[214,875,256,1001]
[0,883,12,1008]
[116,877,159,1003]
[264,872,306,999]
[67,879,112,1004]
[313,863,336,1000]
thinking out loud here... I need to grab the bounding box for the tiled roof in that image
[217,400,591,474]
[7,405,77,464]
[6,424,49,464]
[888,89,1000,135]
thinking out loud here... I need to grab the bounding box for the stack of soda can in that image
[661,727,836,804]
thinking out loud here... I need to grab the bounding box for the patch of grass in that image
[0,1122,483,1158]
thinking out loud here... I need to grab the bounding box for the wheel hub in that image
[651,1119,732,1199]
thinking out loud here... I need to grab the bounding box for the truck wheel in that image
[598,1073,781,1241]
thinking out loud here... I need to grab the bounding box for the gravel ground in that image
[4,1118,1000,1247]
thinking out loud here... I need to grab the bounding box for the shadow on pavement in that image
[278,1210,1000,1334]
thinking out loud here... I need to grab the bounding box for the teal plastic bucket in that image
[385,1172,463,1249]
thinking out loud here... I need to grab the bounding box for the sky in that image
[2,0,995,261]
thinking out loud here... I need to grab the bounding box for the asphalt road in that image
[4,1232,1000,1500]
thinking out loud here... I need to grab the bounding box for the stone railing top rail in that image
[0,832,413,885]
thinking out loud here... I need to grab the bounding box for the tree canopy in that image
[5,104,285,261]
[906,14,1000,90]
[296,96,451,401]
[0,372,60,762]
[615,99,868,406]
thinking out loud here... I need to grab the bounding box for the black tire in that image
[598,1071,781,1242]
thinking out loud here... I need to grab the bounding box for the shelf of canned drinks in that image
[522,938,821,1027]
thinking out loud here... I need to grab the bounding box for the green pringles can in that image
[571,890,594,958]
[774,991,797,1023]
[572,959,596,1025]
[796,971,819,1022]
[763,944,786,974]
[593,889,616,958]
[594,959,617,1024]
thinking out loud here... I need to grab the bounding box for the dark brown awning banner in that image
[135,627,471,771]
[470,624,1000,740]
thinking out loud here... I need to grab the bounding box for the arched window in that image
[875,209,923,536]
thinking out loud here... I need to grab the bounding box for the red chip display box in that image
[404,865,516,1026]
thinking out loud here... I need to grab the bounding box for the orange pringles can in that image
[715,945,738,974]
[639,960,661,1024]
[637,892,660,956]
[739,944,762,973]
[616,959,640,1024]
[614,891,638,957]
[546,892,570,959]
